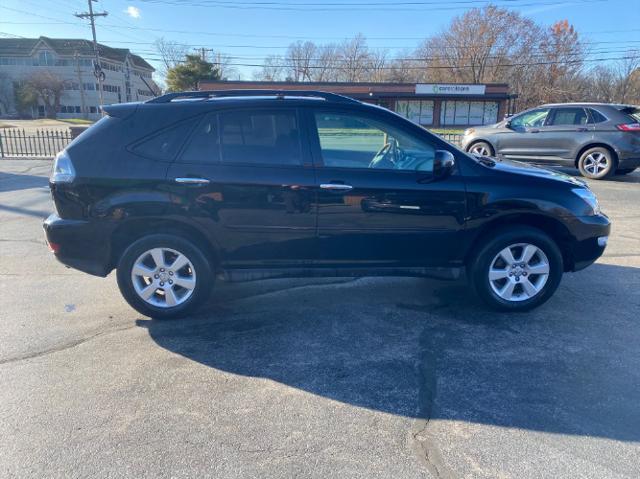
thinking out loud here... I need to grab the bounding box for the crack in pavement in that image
[411,322,456,479]
[0,324,136,366]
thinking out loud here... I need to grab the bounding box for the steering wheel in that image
[369,141,397,169]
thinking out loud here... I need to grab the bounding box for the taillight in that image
[616,123,640,132]
[50,150,76,183]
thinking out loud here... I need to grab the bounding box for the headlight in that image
[572,188,600,215]
[50,150,76,183]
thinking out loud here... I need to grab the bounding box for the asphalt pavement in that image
[1,160,639,478]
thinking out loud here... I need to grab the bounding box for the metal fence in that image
[437,133,463,147]
[0,127,463,159]
[0,128,72,159]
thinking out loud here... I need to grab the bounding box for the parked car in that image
[44,90,610,318]
[461,103,640,179]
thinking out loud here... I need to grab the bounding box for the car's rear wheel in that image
[578,147,616,180]
[468,227,563,312]
[616,168,636,175]
[116,234,213,318]
[468,141,494,157]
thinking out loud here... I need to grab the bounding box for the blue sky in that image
[1,0,639,80]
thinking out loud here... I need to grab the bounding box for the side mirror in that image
[433,150,455,179]
[505,120,512,129]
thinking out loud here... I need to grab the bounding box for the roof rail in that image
[147,89,359,104]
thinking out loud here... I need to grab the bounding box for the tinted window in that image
[219,109,301,166]
[133,118,198,161]
[510,109,550,129]
[549,107,588,126]
[314,112,436,172]
[587,108,608,123]
[179,113,220,163]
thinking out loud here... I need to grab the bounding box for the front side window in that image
[549,107,588,126]
[314,112,435,172]
[510,108,550,129]
[219,109,302,166]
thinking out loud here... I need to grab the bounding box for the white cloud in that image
[124,6,141,19]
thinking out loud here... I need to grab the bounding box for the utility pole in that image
[196,47,214,61]
[74,52,88,119]
[75,0,108,112]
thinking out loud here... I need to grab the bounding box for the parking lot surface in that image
[1,160,639,478]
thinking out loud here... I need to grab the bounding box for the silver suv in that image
[461,103,640,179]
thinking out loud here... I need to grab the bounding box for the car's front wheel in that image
[468,141,494,157]
[116,234,213,318]
[578,147,616,180]
[468,227,563,312]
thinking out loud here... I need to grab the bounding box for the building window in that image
[440,101,499,126]
[37,50,54,66]
[396,100,434,126]
[89,106,97,114]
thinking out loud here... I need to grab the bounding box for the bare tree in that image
[286,41,317,82]
[24,70,67,118]
[255,55,287,81]
[337,34,371,82]
[154,38,190,77]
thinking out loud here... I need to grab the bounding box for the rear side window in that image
[132,118,198,161]
[219,109,302,166]
[549,107,588,126]
[178,113,220,164]
[587,108,608,123]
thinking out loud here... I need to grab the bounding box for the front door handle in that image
[320,183,353,191]
[175,177,210,185]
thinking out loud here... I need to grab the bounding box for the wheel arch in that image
[465,213,575,272]
[574,142,619,168]
[109,218,221,273]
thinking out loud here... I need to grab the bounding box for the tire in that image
[116,234,213,319]
[577,147,616,180]
[615,168,636,175]
[468,226,563,312]
[467,141,494,157]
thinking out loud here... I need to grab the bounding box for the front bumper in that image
[43,213,112,277]
[567,214,611,271]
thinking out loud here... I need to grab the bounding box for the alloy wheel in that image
[488,243,550,302]
[470,144,491,156]
[131,247,197,308]
[583,152,609,176]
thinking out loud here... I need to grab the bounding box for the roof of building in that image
[0,36,154,71]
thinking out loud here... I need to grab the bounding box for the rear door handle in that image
[529,129,540,133]
[175,177,210,185]
[320,183,353,191]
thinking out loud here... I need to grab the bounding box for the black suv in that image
[44,90,610,318]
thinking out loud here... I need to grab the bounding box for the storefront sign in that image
[415,84,486,95]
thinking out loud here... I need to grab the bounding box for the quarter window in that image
[219,110,302,166]
[587,109,608,123]
[314,112,436,172]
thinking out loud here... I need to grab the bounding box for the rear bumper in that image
[567,214,611,271]
[43,213,112,277]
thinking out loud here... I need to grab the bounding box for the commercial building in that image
[199,80,515,128]
[0,36,156,119]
